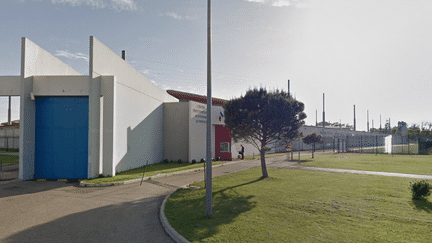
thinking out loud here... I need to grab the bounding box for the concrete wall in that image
[189,101,207,162]
[232,140,260,158]
[33,76,89,96]
[101,76,115,176]
[0,76,20,96]
[19,38,82,180]
[163,102,189,162]
[90,36,166,175]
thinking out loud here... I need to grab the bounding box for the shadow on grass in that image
[165,178,261,242]
[293,159,313,164]
[411,198,432,213]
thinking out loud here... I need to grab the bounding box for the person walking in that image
[240,145,245,160]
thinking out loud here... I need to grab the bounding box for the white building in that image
[0,37,259,180]
[0,37,179,180]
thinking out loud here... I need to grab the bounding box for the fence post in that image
[375,135,378,155]
[6,136,8,152]
[333,137,335,153]
[360,135,363,154]
[298,138,301,161]
[408,137,410,155]
[346,136,348,153]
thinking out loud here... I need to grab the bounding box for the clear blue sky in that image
[1,0,431,131]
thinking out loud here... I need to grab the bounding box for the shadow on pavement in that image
[1,194,174,243]
[0,180,78,199]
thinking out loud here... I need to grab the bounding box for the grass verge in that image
[82,152,289,185]
[165,167,432,242]
[0,154,19,165]
[81,161,226,185]
[297,153,432,175]
[0,148,19,152]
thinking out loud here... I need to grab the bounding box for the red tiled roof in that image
[166,90,229,106]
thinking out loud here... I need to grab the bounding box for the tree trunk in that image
[260,149,268,178]
[312,143,315,158]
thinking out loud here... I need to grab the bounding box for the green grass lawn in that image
[0,148,19,152]
[82,152,290,185]
[0,154,19,165]
[359,144,419,154]
[81,161,226,184]
[165,167,432,242]
[297,153,432,175]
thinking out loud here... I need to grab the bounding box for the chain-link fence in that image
[0,128,19,151]
[281,134,419,155]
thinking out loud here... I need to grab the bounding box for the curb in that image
[78,160,245,187]
[160,186,190,243]
[0,178,23,185]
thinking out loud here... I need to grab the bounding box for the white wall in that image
[188,101,208,162]
[0,76,20,96]
[19,38,82,180]
[101,76,115,176]
[232,140,260,158]
[33,76,89,96]
[163,102,189,162]
[90,36,166,175]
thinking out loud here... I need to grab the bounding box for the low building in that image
[0,36,259,180]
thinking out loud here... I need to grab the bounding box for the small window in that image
[220,142,230,153]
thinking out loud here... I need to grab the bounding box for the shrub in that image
[200,158,205,163]
[170,160,174,163]
[410,180,432,200]
[163,159,169,164]
[97,174,105,178]
[192,159,197,164]
[178,159,182,164]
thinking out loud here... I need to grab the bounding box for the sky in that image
[0,0,431,131]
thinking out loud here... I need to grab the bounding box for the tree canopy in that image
[223,88,306,178]
[302,133,323,158]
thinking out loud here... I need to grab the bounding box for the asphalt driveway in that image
[0,180,176,243]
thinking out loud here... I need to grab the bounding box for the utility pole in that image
[8,96,11,125]
[380,115,382,132]
[367,110,369,132]
[322,93,325,128]
[288,79,290,97]
[353,105,356,131]
[205,0,213,217]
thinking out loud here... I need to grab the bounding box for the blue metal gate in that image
[35,97,89,179]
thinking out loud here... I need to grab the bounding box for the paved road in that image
[0,180,176,243]
[1,155,431,243]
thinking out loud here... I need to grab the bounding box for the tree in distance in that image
[302,133,323,158]
[223,87,306,178]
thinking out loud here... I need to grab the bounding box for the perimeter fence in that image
[0,128,19,151]
[284,134,419,155]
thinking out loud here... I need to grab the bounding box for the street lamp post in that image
[205,0,213,218]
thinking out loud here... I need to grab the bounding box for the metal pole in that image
[353,105,356,131]
[298,138,300,161]
[8,96,11,125]
[367,110,369,132]
[322,93,325,128]
[288,79,290,97]
[205,0,213,218]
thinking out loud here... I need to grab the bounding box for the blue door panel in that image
[35,97,89,179]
